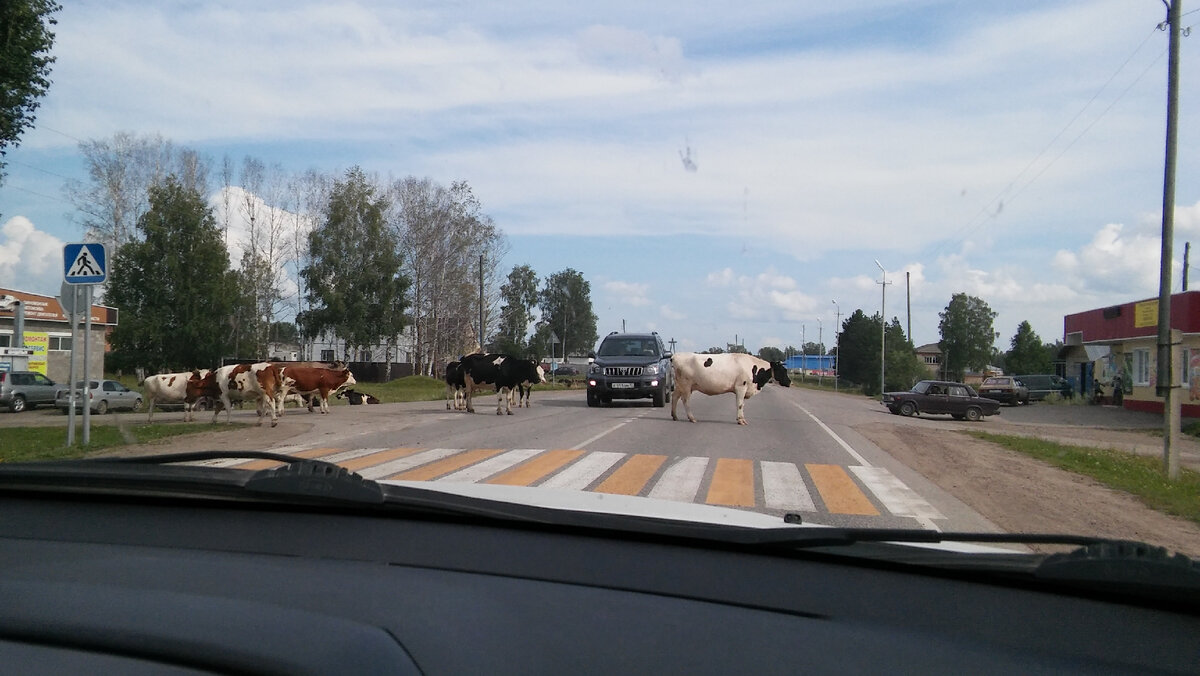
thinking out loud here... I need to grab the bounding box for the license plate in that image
[611,382,634,389]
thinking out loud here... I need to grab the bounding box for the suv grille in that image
[605,366,643,377]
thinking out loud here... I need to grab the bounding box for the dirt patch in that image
[858,423,1200,558]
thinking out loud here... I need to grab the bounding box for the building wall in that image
[0,287,115,383]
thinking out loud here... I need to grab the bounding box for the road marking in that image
[388,448,504,481]
[595,454,667,495]
[761,461,816,512]
[487,449,585,486]
[436,448,544,483]
[705,458,756,507]
[358,448,461,479]
[850,466,945,521]
[647,456,709,503]
[805,463,879,516]
[228,447,341,470]
[570,411,651,450]
[340,447,422,472]
[539,451,625,490]
[791,402,870,466]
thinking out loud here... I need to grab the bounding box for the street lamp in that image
[831,300,841,392]
[875,260,888,402]
[817,318,823,386]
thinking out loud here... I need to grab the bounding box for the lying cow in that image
[277,364,356,414]
[459,353,546,415]
[670,352,791,425]
[336,388,379,405]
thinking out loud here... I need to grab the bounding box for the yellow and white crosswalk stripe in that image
[219,447,943,521]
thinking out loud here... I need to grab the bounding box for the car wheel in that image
[10,395,25,413]
[133,397,143,412]
[652,388,665,408]
[96,400,108,415]
[899,401,917,417]
[586,390,598,408]
[965,406,982,422]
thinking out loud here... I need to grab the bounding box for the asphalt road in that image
[16,383,1180,532]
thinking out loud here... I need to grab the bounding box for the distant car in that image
[882,380,1001,421]
[977,376,1029,405]
[1016,374,1074,401]
[0,371,61,412]
[56,380,143,414]
[552,365,579,376]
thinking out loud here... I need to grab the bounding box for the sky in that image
[1,0,1198,357]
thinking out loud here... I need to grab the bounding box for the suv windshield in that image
[598,339,659,357]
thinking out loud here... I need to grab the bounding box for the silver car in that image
[0,371,62,412]
[56,380,143,414]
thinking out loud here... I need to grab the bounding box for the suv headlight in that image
[589,363,602,374]
[643,364,659,375]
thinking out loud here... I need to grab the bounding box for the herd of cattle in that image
[139,352,790,426]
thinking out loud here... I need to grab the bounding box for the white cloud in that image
[1052,223,1164,296]
[659,304,685,320]
[603,280,652,307]
[0,217,66,294]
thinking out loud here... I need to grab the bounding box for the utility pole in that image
[831,300,841,392]
[906,271,912,340]
[478,255,484,350]
[1157,0,1183,480]
[875,260,891,400]
[1184,242,1190,291]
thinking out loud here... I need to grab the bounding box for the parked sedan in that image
[977,375,1029,405]
[882,380,1001,421]
[56,380,143,414]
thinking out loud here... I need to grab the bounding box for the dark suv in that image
[586,332,673,407]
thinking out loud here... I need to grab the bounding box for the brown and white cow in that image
[670,352,791,425]
[211,362,285,427]
[143,370,212,422]
[277,365,355,415]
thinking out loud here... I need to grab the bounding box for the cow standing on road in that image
[144,370,212,422]
[458,354,547,415]
[277,365,356,414]
[670,352,791,425]
[211,362,285,427]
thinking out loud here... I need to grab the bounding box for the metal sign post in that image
[63,243,106,447]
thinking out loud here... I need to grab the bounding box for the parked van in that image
[1015,374,1074,401]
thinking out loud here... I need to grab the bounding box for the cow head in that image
[752,360,792,390]
[534,363,547,384]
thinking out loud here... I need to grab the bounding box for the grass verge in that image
[0,423,229,463]
[966,430,1200,526]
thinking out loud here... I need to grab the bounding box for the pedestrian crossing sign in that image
[63,242,107,284]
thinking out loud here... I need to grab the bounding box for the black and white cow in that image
[444,361,466,410]
[670,352,791,425]
[508,363,546,408]
[459,353,547,415]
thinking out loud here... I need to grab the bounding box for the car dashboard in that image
[0,488,1197,675]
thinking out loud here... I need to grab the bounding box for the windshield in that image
[1,2,1198,569]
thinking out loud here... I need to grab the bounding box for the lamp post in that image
[831,300,840,392]
[875,260,889,402]
[817,318,823,386]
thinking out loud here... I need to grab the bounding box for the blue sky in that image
[1,0,1198,355]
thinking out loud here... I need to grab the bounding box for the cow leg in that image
[464,377,476,413]
[735,386,748,425]
[445,384,454,410]
[671,387,696,423]
[497,387,510,415]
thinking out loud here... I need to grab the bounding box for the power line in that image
[932,24,1166,257]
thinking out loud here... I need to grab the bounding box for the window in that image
[0,334,9,347]
[949,386,969,397]
[1133,349,1151,386]
[320,350,335,362]
[49,335,71,351]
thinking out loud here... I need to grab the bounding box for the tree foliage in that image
[1005,320,1051,375]
[106,177,237,372]
[391,177,507,373]
[0,0,60,183]
[495,264,539,356]
[532,269,598,358]
[299,167,409,360]
[836,309,924,395]
[66,132,210,256]
[758,346,785,363]
[938,293,998,381]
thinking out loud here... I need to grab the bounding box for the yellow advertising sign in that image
[25,332,48,375]
[1134,300,1158,328]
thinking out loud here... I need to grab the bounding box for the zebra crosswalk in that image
[205,446,945,521]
